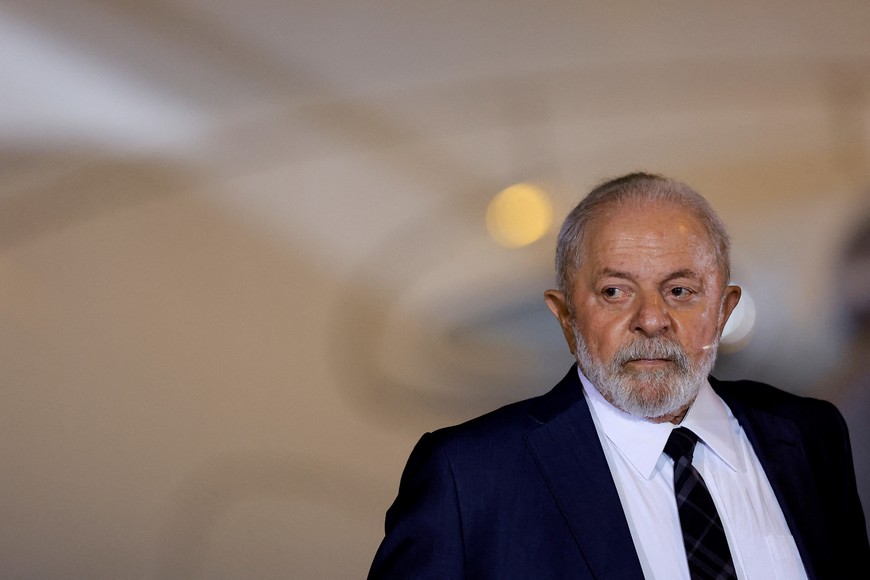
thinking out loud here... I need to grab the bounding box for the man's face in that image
[545,201,741,422]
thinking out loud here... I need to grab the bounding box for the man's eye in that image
[670,287,692,298]
[603,287,622,298]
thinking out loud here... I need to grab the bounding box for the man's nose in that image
[632,292,670,336]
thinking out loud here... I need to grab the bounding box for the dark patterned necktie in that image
[664,427,738,580]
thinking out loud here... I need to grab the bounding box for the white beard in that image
[572,323,718,420]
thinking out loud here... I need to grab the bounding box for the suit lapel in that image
[524,368,645,579]
[714,381,825,580]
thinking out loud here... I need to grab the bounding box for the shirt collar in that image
[578,366,744,479]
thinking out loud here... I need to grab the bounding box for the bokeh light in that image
[486,183,553,248]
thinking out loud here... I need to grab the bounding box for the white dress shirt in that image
[578,368,807,580]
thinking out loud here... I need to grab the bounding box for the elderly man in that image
[368,172,868,579]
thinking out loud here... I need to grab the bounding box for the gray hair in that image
[555,172,732,296]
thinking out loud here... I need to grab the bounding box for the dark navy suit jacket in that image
[369,366,869,579]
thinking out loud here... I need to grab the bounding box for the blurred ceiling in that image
[2,0,869,410]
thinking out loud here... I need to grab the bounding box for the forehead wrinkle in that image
[593,267,705,285]
[662,269,702,282]
[597,267,635,280]
[577,203,724,288]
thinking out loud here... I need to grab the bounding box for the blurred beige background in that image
[1,1,869,578]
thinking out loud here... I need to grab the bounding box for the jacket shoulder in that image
[710,376,841,416]
[425,366,584,450]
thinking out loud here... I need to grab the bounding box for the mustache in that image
[611,337,691,371]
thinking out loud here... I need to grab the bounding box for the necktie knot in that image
[664,426,699,462]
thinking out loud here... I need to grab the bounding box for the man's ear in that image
[544,289,577,355]
[718,284,742,334]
